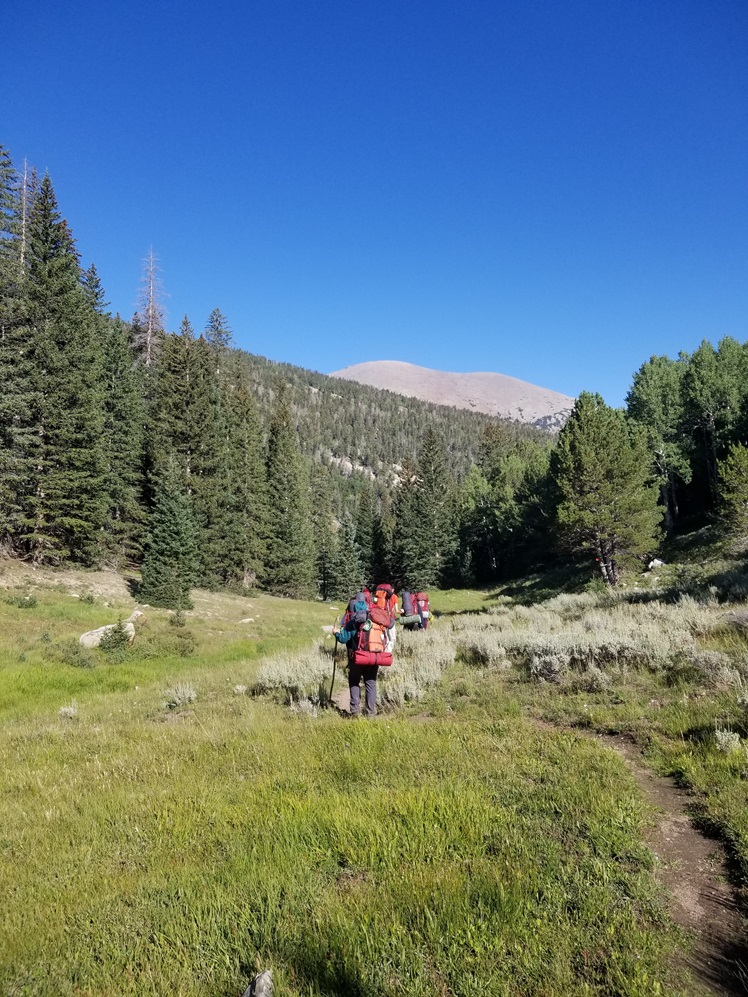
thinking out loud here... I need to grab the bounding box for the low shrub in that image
[714,728,742,754]
[567,664,612,693]
[5,591,37,609]
[52,639,96,669]
[137,627,197,659]
[529,652,568,684]
[99,620,131,656]
[163,683,197,709]
[254,648,333,702]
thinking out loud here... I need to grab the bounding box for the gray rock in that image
[79,611,142,648]
[243,970,273,997]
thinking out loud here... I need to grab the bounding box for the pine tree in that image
[354,484,376,582]
[393,431,457,588]
[717,443,748,556]
[101,317,146,566]
[310,464,336,599]
[139,461,198,609]
[627,355,690,535]
[24,174,107,564]
[264,387,315,598]
[552,392,663,585]
[0,146,33,554]
[148,321,195,491]
[82,262,109,314]
[222,372,269,588]
[204,307,233,349]
[391,458,421,587]
[188,334,233,587]
[327,512,364,600]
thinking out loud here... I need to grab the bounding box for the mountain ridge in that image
[330,360,575,430]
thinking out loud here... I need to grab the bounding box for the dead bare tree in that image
[133,246,166,366]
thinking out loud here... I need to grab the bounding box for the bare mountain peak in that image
[330,360,574,430]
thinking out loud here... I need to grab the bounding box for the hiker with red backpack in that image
[372,582,400,648]
[334,591,395,717]
[400,590,431,630]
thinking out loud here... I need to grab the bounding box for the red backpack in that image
[351,604,394,666]
[414,592,430,629]
[374,583,398,617]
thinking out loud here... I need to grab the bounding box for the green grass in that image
[2,702,680,996]
[0,582,337,721]
[3,567,741,995]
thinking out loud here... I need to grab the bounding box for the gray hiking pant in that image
[348,663,379,716]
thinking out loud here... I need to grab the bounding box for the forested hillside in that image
[1,145,747,602]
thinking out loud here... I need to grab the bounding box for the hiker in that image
[400,589,422,630]
[334,591,394,717]
[414,591,431,630]
[400,590,431,630]
[373,582,400,649]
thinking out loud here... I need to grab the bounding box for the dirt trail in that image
[595,733,747,996]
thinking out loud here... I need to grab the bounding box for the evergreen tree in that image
[148,321,195,494]
[457,465,496,583]
[204,307,233,349]
[24,174,107,564]
[717,443,748,556]
[187,334,233,586]
[82,262,109,314]
[222,373,269,587]
[264,387,315,598]
[310,465,336,599]
[354,484,376,582]
[393,431,457,588]
[0,145,33,554]
[371,491,396,586]
[552,393,663,585]
[681,338,748,505]
[139,461,198,609]
[627,355,690,534]
[101,317,146,566]
[327,512,364,600]
[391,458,420,587]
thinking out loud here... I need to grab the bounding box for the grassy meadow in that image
[2,557,748,995]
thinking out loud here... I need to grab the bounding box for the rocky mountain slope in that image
[330,360,575,430]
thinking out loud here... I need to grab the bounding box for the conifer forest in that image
[2,145,747,605]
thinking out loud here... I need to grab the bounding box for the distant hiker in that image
[400,589,422,630]
[334,591,394,717]
[414,591,431,630]
[400,590,430,630]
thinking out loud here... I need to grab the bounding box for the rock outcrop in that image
[79,610,143,648]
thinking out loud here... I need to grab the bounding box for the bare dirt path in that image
[594,732,747,996]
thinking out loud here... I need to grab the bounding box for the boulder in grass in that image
[79,610,143,648]
[243,970,273,997]
[80,622,135,648]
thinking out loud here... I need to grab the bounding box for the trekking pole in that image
[328,615,340,706]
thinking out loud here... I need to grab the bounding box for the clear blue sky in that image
[3,0,747,406]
